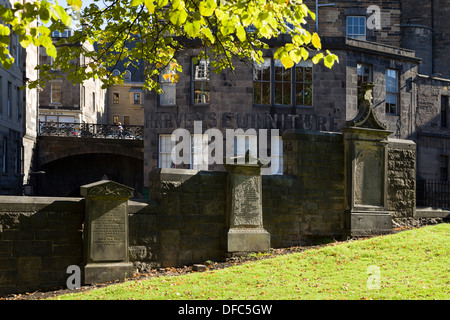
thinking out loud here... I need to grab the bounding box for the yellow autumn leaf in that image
[311,32,321,49]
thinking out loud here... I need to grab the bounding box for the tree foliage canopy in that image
[0,0,338,91]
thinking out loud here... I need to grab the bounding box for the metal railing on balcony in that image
[38,121,143,140]
[417,179,450,209]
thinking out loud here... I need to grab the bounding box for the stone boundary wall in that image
[0,197,84,297]
[387,139,416,218]
[0,131,418,296]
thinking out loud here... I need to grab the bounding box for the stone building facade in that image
[0,0,39,195]
[38,31,106,126]
[106,57,145,126]
[142,0,449,201]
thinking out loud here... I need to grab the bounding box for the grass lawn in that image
[55,223,450,300]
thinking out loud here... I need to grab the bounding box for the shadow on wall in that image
[0,198,84,296]
[36,153,144,198]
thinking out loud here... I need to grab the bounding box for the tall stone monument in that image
[81,180,134,284]
[342,83,392,236]
[224,151,270,253]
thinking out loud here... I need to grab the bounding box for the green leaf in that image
[131,0,144,7]
[19,35,32,48]
[38,26,51,36]
[201,27,215,43]
[0,24,10,36]
[157,0,168,7]
[289,49,302,64]
[144,0,155,13]
[199,0,217,17]
[259,25,272,38]
[67,0,82,11]
[236,25,246,42]
[46,44,57,58]
[170,9,188,26]
[184,21,201,38]
[311,52,324,64]
[300,47,309,61]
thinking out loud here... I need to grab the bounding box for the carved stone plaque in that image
[90,203,127,262]
[355,148,382,206]
[232,175,262,226]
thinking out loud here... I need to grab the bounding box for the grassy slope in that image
[56,224,450,300]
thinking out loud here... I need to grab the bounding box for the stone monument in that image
[342,82,392,236]
[224,151,270,253]
[80,180,134,284]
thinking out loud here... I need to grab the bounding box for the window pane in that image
[304,84,312,106]
[193,59,210,104]
[160,83,176,105]
[262,83,271,105]
[160,65,177,105]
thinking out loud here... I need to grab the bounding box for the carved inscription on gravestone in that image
[90,202,127,262]
[355,148,382,206]
[232,175,262,226]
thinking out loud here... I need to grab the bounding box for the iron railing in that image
[417,179,450,209]
[38,121,143,140]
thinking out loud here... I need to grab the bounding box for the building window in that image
[385,69,399,115]
[112,69,120,76]
[441,96,449,128]
[51,82,62,104]
[92,92,96,111]
[440,155,448,181]
[123,115,130,125]
[192,58,210,104]
[113,115,119,124]
[51,29,72,38]
[253,59,271,105]
[160,65,177,106]
[15,140,22,175]
[113,92,119,104]
[274,59,292,106]
[133,92,141,105]
[81,85,85,109]
[159,134,175,168]
[295,61,313,107]
[2,137,7,173]
[7,82,12,118]
[124,70,131,82]
[347,16,366,40]
[357,63,373,108]
[16,87,21,120]
[253,59,313,107]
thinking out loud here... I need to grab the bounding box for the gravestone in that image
[342,82,392,236]
[80,180,134,284]
[224,151,270,253]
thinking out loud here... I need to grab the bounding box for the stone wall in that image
[0,130,417,296]
[387,139,416,218]
[0,197,84,296]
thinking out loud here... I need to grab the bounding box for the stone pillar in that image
[343,83,393,236]
[224,152,270,253]
[80,180,134,284]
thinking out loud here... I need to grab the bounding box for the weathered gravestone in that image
[342,82,392,236]
[224,151,270,253]
[80,180,134,284]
